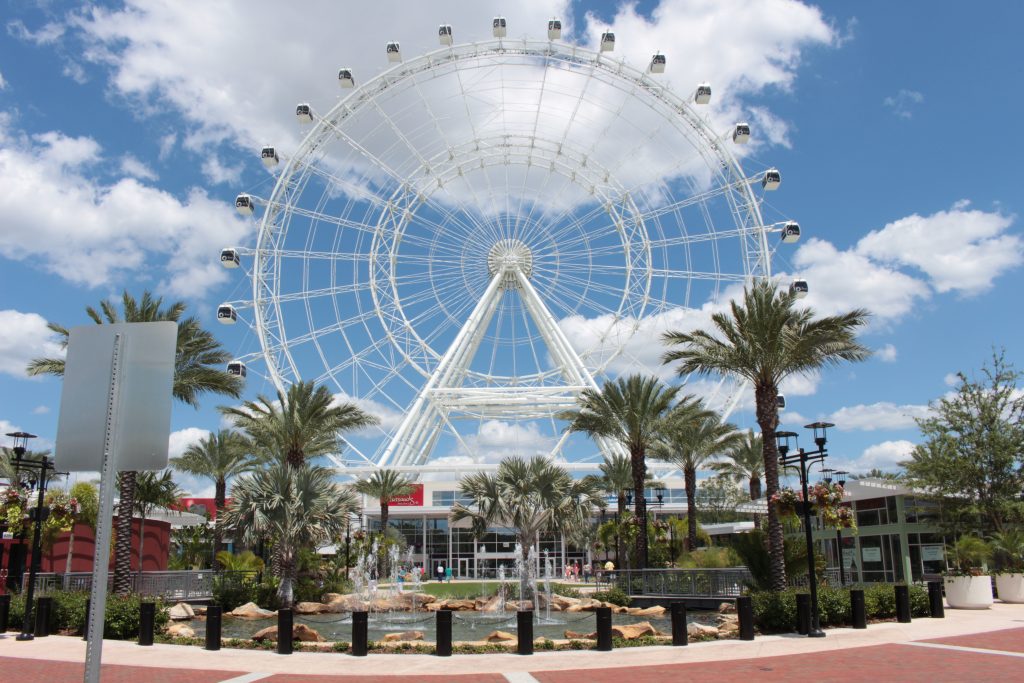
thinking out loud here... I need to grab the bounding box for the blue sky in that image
[1,1,1021,494]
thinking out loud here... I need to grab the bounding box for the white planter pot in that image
[945,575,993,609]
[995,573,1024,603]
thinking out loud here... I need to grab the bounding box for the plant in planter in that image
[769,488,801,519]
[944,535,993,609]
[989,530,1024,603]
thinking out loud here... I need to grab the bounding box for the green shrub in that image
[591,587,631,606]
[750,589,797,632]
[212,574,260,611]
[750,583,932,633]
[4,591,165,639]
[816,586,851,626]
[863,584,895,619]
[550,583,582,599]
[909,585,929,617]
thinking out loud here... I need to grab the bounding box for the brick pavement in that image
[921,625,1024,653]
[0,656,239,683]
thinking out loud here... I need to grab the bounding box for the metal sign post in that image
[55,322,176,683]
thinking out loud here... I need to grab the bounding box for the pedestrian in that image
[437,563,445,582]
[583,563,592,583]
[445,565,453,583]
[573,561,580,581]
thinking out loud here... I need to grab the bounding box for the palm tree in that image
[352,469,416,538]
[558,374,680,568]
[711,430,765,502]
[132,470,182,569]
[172,429,256,557]
[26,290,242,594]
[64,481,100,575]
[653,397,742,550]
[223,463,357,607]
[451,456,604,605]
[221,380,378,468]
[591,454,662,566]
[661,279,870,590]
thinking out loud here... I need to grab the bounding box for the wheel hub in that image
[487,239,534,289]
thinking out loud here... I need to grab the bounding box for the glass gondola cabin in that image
[733,122,750,144]
[600,32,615,52]
[650,54,666,73]
[790,279,809,298]
[296,103,313,123]
[492,17,506,37]
[781,221,801,243]
[227,360,247,378]
[217,304,237,325]
[235,194,254,215]
[695,83,712,104]
[438,25,452,45]
[338,68,354,88]
[220,248,240,269]
[762,168,781,191]
[386,42,401,62]
[547,19,562,40]
[260,146,279,168]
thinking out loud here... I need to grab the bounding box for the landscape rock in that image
[687,622,719,638]
[564,629,596,639]
[251,623,325,642]
[294,601,327,615]
[231,602,275,619]
[565,604,587,613]
[476,595,506,612]
[192,606,207,616]
[484,630,516,642]
[382,630,425,642]
[718,601,737,613]
[627,605,666,617]
[166,623,196,638]
[167,602,195,621]
[552,595,581,609]
[610,621,658,640]
[441,599,477,611]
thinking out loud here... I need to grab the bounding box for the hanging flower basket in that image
[1,486,28,537]
[770,489,801,518]
[822,504,857,531]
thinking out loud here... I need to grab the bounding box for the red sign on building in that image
[387,484,424,507]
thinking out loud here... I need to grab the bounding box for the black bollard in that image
[670,601,688,646]
[0,594,10,632]
[737,596,755,641]
[895,585,911,623]
[82,598,90,641]
[595,606,613,651]
[927,581,945,619]
[850,589,866,629]
[516,610,534,655]
[435,608,452,657]
[277,608,293,655]
[795,593,810,635]
[34,596,52,637]
[205,605,222,651]
[138,601,155,645]
[351,610,368,657]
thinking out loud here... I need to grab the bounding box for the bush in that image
[4,591,166,639]
[590,587,631,606]
[212,574,260,611]
[550,583,581,599]
[751,583,932,633]
[750,589,797,632]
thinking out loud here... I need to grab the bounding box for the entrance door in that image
[458,557,471,579]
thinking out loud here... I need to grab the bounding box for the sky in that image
[0,1,1022,496]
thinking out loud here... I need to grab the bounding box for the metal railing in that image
[23,570,257,599]
[597,567,753,598]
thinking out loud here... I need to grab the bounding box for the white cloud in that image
[0,117,252,298]
[445,420,556,464]
[856,202,1021,295]
[845,439,915,473]
[158,133,177,161]
[331,392,404,434]
[119,153,158,181]
[7,19,65,45]
[201,155,243,186]
[0,309,64,379]
[883,89,923,119]
[0,70,6,90]
[62,61,88,84]
[167,427,210,461]
[32,405,50,415]
[943,373,959,387]
[828,402,932,431]
[876,344,897,362]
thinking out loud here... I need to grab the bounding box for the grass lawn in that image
[417,581,497,599]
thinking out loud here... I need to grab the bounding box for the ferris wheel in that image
[218,20,799,470]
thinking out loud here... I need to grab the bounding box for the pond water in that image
[190,610,717,642]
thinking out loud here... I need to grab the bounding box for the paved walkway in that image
[2,602,1023,682]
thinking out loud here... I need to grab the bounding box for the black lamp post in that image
[6,431,59,641]
[775,422,835,639]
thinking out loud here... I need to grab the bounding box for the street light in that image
[775,421,835,639]
[5,431,59,641]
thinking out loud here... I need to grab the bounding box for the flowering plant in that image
[822,504,857,531]
[45,490,79,533]
[770,488,802,517]
[1,486,28,536]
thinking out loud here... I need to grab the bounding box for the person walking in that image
[444,565,453,583]
[436,563,445,582]
[583,563,592,583]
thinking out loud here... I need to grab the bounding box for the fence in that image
[23,570,257,600]
[597,568,753,598]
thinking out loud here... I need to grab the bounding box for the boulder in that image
[717,620,739,635]
[192,606,207,616]
[166,623,196,638]
[610,621,658,640]
[564,630,596,639]
[252,624,326,643]
[565,604,587,613]
[484,630,516,642]
[382,630,425,642]
[687,622,719,638]
[442,599,476,611]
[167,602,195,621]
[425,602,443,612]
[627,605,666,617]
[294,601,326,615]
[552,594,581,609]
[612,605,629,614]
[718,601,737,614]
[476,595,506,612]
[231,602,275,619]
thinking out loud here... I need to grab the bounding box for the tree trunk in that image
[64,529,75,575]
[518,538,531,609]
[113,471,137,595]
[685,465,698,551]
[277,550,295,608]
[214,479,226,563]
[630,447,649,569]
[749,476,763,528]
[138,514,147,570]
[616,493,626,567]
[379,500,390,575]
[754,383,786,591]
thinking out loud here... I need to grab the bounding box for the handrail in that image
[23,570,257,599]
